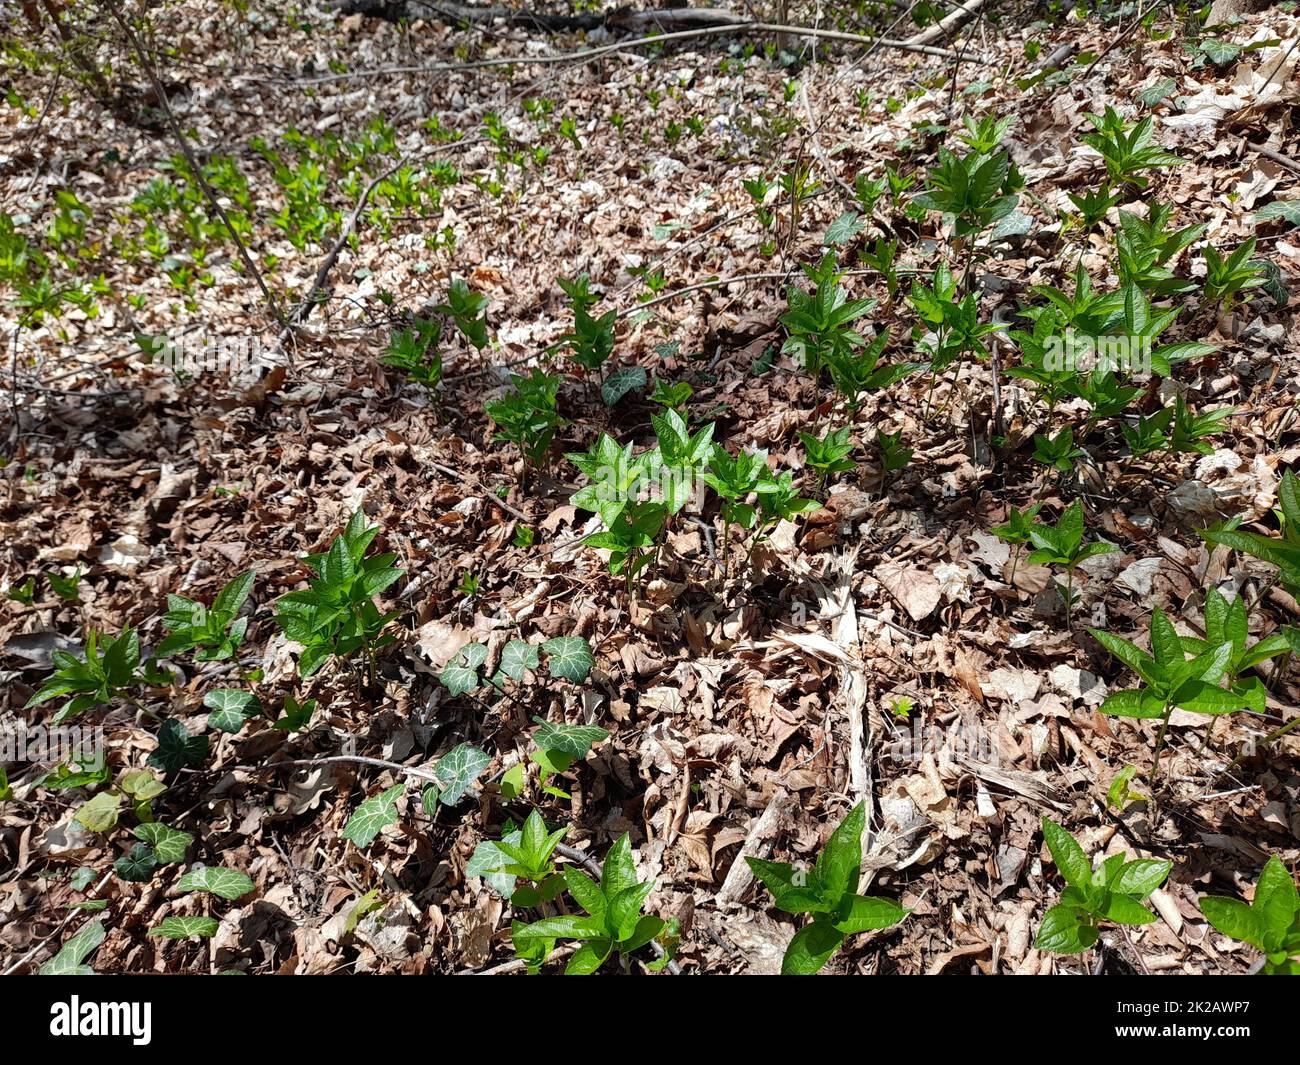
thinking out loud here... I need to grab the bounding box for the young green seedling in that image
[157,569,254,662]
[1035,817,1171,955]
[468,809,569,906]
[991,502,1042,585]
[1025,500,1118,625]
[435,277,490,349]
[1089,607,1247,787]
[1179,588,1292,712]
[875,430,912,482]
[380,316,442,391]
[1200,468,1300,599]
[25,628,168,722]
[1031,427,1085,475]
[799,426,857,492]
[484,368,566,479]
[1199,855,1300,974]
[273,509,404,681]
[512,834,671,974]
[1081,107,1182,188]
[1202,238,1267,314]
[746,801,908,975]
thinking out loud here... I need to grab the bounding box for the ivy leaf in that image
[175,865,255,901]
[133,823,193,864]
[543,636,594,682]
[38,920,106,975]
[341,783,405,848]
[497,639,540,682]
[532,717,610,759]
[1136,76,1176,107]
[74,791,121,833]
[433,743,491,806]
[114,843,160,883]
[1256,200,1300,227]
[149,915,219,940]
[823,210,863,246]
[1201,39,1241,66]
[147,719,209,772]
[440,642,488,696]
[203,689,261,733]
[601,366,647,407]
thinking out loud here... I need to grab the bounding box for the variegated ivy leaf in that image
[1257,200,1300,227]
[175,865,255,901]
[134,823,193,864]
[532,717,610,759]
[497,639,540,682]
[440,642,488,696]
[114,843,159,883]
[601,365,647,407]
[542,636,593,683]
[147,719,208,772]
[467,834,522,898]
[38,920,105,975]
[149,915,219,939]
[203,688,261,733]
[433,743,491,806]
[341,783,405,848]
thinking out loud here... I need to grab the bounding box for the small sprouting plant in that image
[1068,183,1123,232]
[381,316,442,391]
[512,834,672,974]
[912,141,1022,237]
[649,378,693,411]
[780,252,875,381]
[559,273,617,376]
[991,501,1042,584]
[876,429,912,478]
[1199,855,1300,975]
[469,809,569,906]
[957,113,1014,154]
[272,694,317,732]
[157,570,254,662]
[746,801,908,975]
[585,500,667,594]
[1026,500,1118,624]
[1121,406,1174,457]
[1202,238,1267,313]
[647,407,714,514]
[1081,107,1182,188]
[799,426,857,491]
[858,237,899,298]
[273,509,404,680]
[1035,817,1170,954]
[435,278,490,349]
[485,368,566,476]
[1031,427,1085,474]
[25,628,168,722]
[1170,396,1233,455]
[1179,588,1293,713]
[1089,607,1248,785]
[1200,469,1300,599]
[1114,204,1204,295]
[824,327,923,413]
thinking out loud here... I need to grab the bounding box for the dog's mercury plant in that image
[1199,855,1300,975]
[746,801,908,975]
[1035,817,1170,954]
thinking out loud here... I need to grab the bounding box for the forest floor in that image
[2,0,1300,975]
